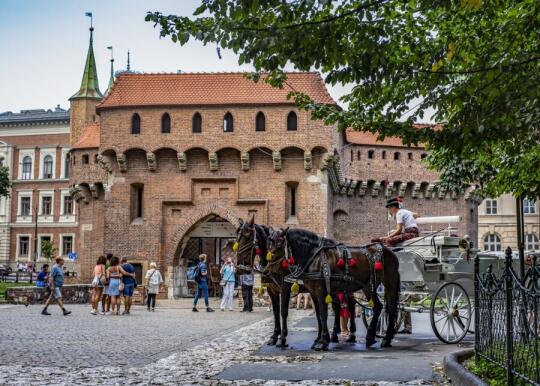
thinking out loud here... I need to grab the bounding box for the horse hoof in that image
[330,335,339,343]
[276,340,288,348]
[346,335,357,343]
[381,340,393,348]
[266,338,278,346]
[321,344,329,351]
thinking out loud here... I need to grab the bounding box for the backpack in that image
[187,265,201,282]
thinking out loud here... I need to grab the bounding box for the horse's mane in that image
[286,228,336,264]
[255,224,270,266]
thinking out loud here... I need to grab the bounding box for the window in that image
[39,236,51,258]
[161,113,171,133]
[63,195,73,215]
[41,196,52,215]
[18,236,30,257]
[20,197,31,216]
[43,155,53,178]
[223,112,233,132]
[192,112,202,133]
[484,234,501,252]
[368,150,374,159]
[130,183,144,221]
[526,233,539,250]
[255,112,265,131]
[394,152,401,160]
[357,151,361,160]
[94,154,98,163]
[523,198,536,214]
[350,150,353,161]
[131,113,141,134]
[22,156,32,180]
[61,236,73,256]
[82,154,89,164]
[64,153,70,178]
[381,151,386,160]
[286,182,298,219]
[420,153,428,159]
[485,199,497,215]
[408,152,413,160]
[287,111,297,131]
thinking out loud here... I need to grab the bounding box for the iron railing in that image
[475,247,540,385]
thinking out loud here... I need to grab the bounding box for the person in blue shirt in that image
[192,254,214,312]
[120,257,136,315]
[36,264,49,288]
[41,258,71,316]
[219,258,236,311]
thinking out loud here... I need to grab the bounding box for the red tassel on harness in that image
[255,246,261,255]
[288,256,295,265]
[349,258,357,267]
[337,258,345,267]
[374,261,383,272]
[337,292,344,302]
[281,259,289,269]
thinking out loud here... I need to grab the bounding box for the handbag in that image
[220,267,234,286]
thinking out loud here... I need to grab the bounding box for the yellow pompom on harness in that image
[291,281,300,294]
[325,294,333,304]
[232,241,239,252]
[266,251,273,261]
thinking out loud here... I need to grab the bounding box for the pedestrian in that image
[41,257,71,316]
[296,292,312,310]
[145,262,163,312]
[220,257,236,311]
[101,253,113,314]
[36,264,49,288]
[121,257,136,315]
[192,254,214,312]
[90,256,107,315]
[106,256,133,315]
[239,269,254,312]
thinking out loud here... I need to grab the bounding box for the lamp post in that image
[516,196,525,279]
[31,205,38,283]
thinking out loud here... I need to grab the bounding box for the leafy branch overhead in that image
[146,0,540,197]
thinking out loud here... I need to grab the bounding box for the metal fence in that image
[475,247,540,385]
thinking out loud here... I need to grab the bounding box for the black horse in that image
[267,227,400,350]
[235,218,356,348]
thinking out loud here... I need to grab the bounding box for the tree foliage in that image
[0,163,10,198]
[146,0,540,197]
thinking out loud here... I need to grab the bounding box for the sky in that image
[0,0,351,113]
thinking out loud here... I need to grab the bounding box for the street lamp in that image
[31,205,38,283]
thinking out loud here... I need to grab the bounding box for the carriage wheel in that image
[361,301,403,338]
[430,282,471,344]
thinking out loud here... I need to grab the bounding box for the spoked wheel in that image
[430,282,471,344]
[362,300,403,338]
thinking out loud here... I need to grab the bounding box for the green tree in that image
[146,0,540,197]
[41,240,56,262]
[0,158,10,198]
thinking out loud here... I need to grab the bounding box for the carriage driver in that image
[380,197,420,247]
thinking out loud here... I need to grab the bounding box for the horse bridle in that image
[235,222,262,272]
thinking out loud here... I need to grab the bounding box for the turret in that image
[69,22,103,146]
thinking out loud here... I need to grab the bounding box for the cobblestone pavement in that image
[0,304,445,385]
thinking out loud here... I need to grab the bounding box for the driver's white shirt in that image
[396,209,417,229]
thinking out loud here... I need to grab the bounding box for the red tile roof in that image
[346,129,425,148]
[72,123,100,149]
[97,72,336,109]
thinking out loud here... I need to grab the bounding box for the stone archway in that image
[166,203,244,298]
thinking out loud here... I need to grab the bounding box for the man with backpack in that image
[192,254,214,312]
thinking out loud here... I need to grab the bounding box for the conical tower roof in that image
[70,27,103,100]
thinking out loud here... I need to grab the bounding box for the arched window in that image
[192,112,202,133]
[287,111,297,131]
[161,113,171,134]
[22,156,32,180]
[255,112,266,131]
[223,112,233,132]
[526,233,539,250]
[131,113,141,134]
[483,234,501,252]
[368,150,374,159]
[382,151,386,160]
[394,152,400,160]
[43,155,53,179]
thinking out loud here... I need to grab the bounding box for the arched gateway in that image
[168,205,242,297]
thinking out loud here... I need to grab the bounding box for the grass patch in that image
[0,282,33,301]
[464,356,530,386]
